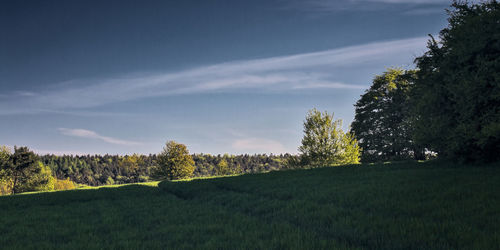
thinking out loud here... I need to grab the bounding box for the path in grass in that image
[1,161,499,249]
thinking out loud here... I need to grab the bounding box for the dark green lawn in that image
[1,161,499,249]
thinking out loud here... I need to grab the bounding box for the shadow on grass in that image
[1,160,494,205]
[0,160,498,249]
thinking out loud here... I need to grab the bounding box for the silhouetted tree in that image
[351,68,424,162]
[412,0,500,162]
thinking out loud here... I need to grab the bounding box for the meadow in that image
[0,161,499,249]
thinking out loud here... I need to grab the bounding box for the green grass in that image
[0,161,499,249]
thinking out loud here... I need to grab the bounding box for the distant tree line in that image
[0,143,292,193]
[0,145,291,192]
[37,151,290,185]
[351,1,499,163]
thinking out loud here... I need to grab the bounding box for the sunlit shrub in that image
[54,178,76,190]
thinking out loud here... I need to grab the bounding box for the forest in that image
[39,153,290,186]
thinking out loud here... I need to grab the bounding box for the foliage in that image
[0,145,9,168]
[119,154,142,176]
[54,178,76,191]
[21,162,55,192]
[40,153,158,186]
[0,146,12,195]
[299,109,360,167]
[8,147,44,194]
[1,161,499,249]
[216,158,230,176]
[105,176,115,185]
[351,68,424,162]
[0,146,57,194]
[413,0,500,162]
[37,153,291,187]
[151,141,195,180]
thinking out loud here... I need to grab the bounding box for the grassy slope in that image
[0,161,499,249]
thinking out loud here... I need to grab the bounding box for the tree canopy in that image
[351,68,424,162]
[151,141,196,180]
[412,0,500,162]
[0,146,55,194]
[298,109,360,167]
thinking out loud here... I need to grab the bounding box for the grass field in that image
[0,161,499,249]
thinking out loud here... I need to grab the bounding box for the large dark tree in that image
[351,69,423,162]
[413,1,500,162]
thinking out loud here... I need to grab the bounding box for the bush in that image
[54,178,76,191]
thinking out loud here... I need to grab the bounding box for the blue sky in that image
[0,0,451,155]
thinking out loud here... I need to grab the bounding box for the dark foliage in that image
[9,147,42,194]
[351,69,425,162]
[413,0,500,162]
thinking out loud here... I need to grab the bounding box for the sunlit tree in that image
[0,146,12,195]
[298,109,360,167]
[216,158,230,176]
[152,141,195,180]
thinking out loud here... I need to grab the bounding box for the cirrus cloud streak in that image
[58,128,142,146]
[0,36,430,115]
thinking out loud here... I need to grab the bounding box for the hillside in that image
[0,161,499,249]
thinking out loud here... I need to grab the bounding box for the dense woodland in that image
[352,1,499,163]
[39,153,290,186]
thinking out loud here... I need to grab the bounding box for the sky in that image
[0,0,452,155]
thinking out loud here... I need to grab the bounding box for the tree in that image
[6,146,54,194]
[0,146,12,195]
[298,109,360,167]
[351,68,424,162]
[152,141,195,180]
[216,158,230,176]
[412,0,500,162]
[119,154,142,179]
[22,162,55,192]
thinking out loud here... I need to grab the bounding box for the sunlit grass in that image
[76,181,160,189]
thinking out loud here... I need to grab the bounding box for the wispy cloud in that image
[0,36,429,115]
[232,138,288,154]
[292,81,363,89]
[363,0,449,3]
[58,128,142,146]
[290,0,450,13]
[403,7,447,15]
